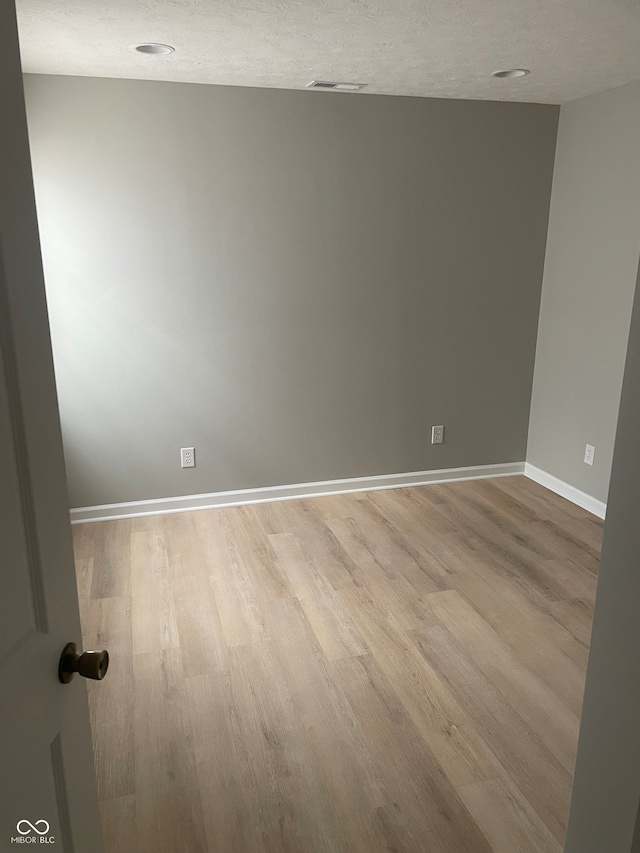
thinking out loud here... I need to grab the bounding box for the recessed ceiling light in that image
[306,81,367,92]
[132,43,175,55]
[491,68,530,79]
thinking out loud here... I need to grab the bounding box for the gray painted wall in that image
[564,259,640,853]
[527,82,640,504]
[24,75,558,508]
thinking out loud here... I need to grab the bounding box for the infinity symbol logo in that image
[16,820,50,836]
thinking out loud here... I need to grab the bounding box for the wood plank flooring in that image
[72,475,602,853]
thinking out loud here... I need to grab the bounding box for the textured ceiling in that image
[15,0,640,104]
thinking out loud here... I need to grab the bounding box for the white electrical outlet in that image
[180,447,195,468]
[584,444,595,466]
[431,425,444,445]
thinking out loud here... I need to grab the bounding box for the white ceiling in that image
[15,0,640,104]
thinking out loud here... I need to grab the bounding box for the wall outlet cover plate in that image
[181,447,195,468]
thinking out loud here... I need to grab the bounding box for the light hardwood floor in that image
[72,475,602,853]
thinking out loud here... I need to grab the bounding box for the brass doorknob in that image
[58,642,109,684]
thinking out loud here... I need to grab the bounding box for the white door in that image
[0,4,104,852]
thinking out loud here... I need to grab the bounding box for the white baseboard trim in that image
[70,461,525,524]
[524,463,606,519]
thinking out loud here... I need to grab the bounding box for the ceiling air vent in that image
[306,81,367,92]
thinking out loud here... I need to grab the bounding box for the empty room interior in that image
[13,1,640,851]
